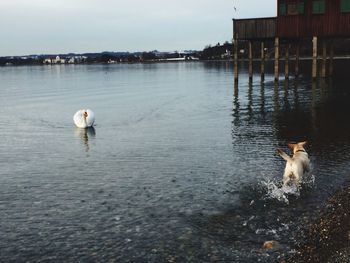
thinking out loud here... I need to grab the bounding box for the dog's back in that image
[278,142,310,186]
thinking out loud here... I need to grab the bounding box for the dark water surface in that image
[1,62,350,262]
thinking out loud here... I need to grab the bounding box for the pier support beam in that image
[248,41,253,81]
[329,41,334,77]
[260,42,265,82]
[321,40,327,78]
[285,44,290,80]
[295,43,300,77]
[234,36,239,83]
[312,36,318,80]
[274,37,279,82]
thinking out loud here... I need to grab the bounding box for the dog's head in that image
[287,141,307,154]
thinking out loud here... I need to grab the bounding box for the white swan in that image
[73,109,95,128]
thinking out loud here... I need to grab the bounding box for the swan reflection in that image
[75,127,96,152]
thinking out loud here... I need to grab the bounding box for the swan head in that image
[83,111,88,118]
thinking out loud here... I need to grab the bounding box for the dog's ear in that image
[287,143,296,149]
[299,141,307,147]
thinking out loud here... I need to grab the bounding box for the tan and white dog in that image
[277,141,310,187]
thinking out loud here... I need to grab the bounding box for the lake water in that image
[1,62,350,262]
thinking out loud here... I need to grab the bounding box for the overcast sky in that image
[0,0,276,56]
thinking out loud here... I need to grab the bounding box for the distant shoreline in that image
[3,56,350,67]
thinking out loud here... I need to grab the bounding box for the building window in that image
[341,0,350,12]
[298,2,305,14]
[287,3,298,15]
[281,2,304,15]
[279,2,287,15]
[313,0,325,14]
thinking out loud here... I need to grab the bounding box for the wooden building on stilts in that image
[233,0,350,82]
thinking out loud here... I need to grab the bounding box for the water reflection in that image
[259,82,265,119]
[232,83,240,126]
[232,76,350,163]
[74,127,96,152]
[283,80,290,110]
[247,81,253,121]
[292,78,300,109]
[273,81,280,113]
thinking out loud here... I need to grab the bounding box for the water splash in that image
[260,172,315,204]
[262,179,291,204]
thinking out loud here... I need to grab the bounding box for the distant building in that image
[278,0,350,38]
[43,55,67,64]
[43,58,52,64]
[232,0,350,81]
[233,0,350,40]
[53,56,66,64]
[68,57,75,64]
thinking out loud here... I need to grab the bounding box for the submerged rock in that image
[262,240,280,250]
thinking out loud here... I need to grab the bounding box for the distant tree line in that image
[0,50,200,66]
[3,39,350,66]
[200,42,233,60]
[0,57,44,66]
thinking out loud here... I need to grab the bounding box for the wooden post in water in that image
[274,37,279,82]
[321,40,327,78]
[329,41,334,77]
[248,41,253,81]
[260,42,265,82]
[312,36,318,80]
[295,43,300,77]
[234,34,239,83]
[285,44,290,80]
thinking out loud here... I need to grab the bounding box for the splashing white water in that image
[261,172,315,204]
[262,180,291,204]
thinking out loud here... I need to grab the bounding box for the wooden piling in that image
[329,41,334,77]
[260,42,265,82]
[321,40,327,78]
[274,37,279,82]
[312,36,318,80]
[248,41,253,81]
[295,43,300,77]
[234,36,239,83]
[285,44,290,80]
